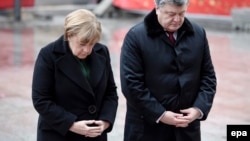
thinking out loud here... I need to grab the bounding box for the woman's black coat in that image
[32,36,118,141]
[120,9,216,141]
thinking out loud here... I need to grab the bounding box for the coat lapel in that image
[56,54,95,95]
[52,37,106,96]
[53,36,95,95]
[88,46,106,90]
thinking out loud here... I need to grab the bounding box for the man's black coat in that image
[120,9,216,141]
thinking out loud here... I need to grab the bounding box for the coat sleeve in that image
[120,29,166,123]
[193,29,217,120]
[32,47,77,135]
[98,46,118,132]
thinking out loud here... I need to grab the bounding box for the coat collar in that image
[52,36,106,96]
[144,9,194,38]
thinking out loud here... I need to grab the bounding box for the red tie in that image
[167,32,176,44]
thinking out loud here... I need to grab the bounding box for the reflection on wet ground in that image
[0,28,34,67]
[0,16,250,141]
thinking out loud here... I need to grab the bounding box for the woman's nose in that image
[83,46,90,52]
[83,46,93,54]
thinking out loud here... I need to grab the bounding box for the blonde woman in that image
[32,9,118,141]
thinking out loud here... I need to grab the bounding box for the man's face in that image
[156,3,188,32]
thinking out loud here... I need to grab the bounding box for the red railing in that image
[0,0,34,9]
[113,0,250,15]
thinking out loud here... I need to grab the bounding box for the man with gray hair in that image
[155,0,188,6]
[120,0,216,141]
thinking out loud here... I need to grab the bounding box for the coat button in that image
[88,105,97,114]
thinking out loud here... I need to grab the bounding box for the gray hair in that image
[154,0,189,7]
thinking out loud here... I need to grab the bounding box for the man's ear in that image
[156,7,160,15]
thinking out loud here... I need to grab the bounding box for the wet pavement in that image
[0,10,250,141]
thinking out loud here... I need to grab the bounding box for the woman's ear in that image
[67,34,72,41]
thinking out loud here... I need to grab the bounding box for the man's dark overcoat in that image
[120,9,216,141]
[32,36,118,141]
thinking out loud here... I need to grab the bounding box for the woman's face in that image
[156,3,188,32]
[68,35,95,59]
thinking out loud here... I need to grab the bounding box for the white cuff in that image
[194,107,204,119]
[156,112,165,123]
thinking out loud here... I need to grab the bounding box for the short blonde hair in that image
[64,9,102,44]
